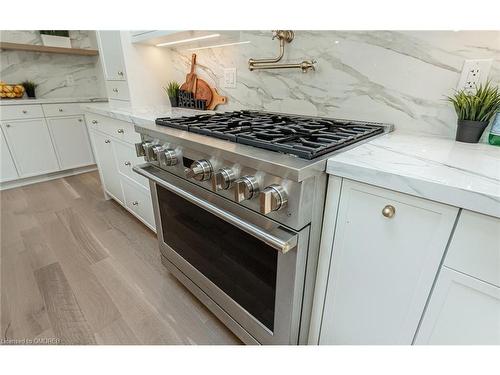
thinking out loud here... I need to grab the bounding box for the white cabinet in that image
[97,31,127,81]
[1,119,60,177]
[47,116,95,170]
[0,127,18,182]
[91,130,124,204]
[415,267,500,344]
[318,179,458,344]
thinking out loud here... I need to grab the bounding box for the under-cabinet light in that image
[187,41,251,51]
[155,34,221,47]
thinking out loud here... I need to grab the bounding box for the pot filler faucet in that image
[248,30,316,73]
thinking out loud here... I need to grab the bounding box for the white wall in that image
[0,30,106,99]
[161,30,500,140]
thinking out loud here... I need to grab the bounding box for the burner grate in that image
[155,111,385,159]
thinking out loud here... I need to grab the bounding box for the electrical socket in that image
[457,59,492,92]
[222,68,237,89]
[65,75,75,86]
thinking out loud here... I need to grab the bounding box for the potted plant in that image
[164,81,180,107]
[447,81,500,143]
[21,80,38,98]
[39,30,71,48]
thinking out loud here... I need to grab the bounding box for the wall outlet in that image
[457,59,492,92]
[222,68,237,89]
[65,75,75,86]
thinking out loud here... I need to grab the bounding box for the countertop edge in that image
[327,159,500,219]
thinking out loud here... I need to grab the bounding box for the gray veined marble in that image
[161,30,500,141]
[0,30,105,99]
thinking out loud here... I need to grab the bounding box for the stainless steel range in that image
[132,110,393,344]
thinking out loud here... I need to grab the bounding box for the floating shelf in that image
[0,42,98,56]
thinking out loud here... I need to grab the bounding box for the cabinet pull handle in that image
[104,139,111,144]
[22,110,27,114]
[58,108,63,112]
[382,205,396,218]
[92,120,98,124]
[124,161,131,166]
[117,129,125,134]
[132,201,139,206]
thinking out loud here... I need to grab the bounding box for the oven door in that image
[134,164,310,345]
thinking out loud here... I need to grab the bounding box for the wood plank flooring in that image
[0,171,240,345]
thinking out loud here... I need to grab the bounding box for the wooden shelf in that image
[0,42,98,56]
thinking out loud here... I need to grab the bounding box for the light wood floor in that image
[0,171,240,345]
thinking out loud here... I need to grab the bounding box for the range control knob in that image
[211,168,237,191]
[135,141,152,157]
[260,184,287,214]
[146,144,165,162]
[186,160,212,181]
[158,149,178,168]
[234,176,260,202]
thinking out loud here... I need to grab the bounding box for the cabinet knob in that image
[78,118,83,122]
[132,201,139,206]
[92,120,98,124]
[117,129,125,134]
[124,161,131,166]
[22,110,27,114]
[113,88,118,93]
[104,139,111,144]
[118,71,124,76]
[6,124,11,128]
[58,108,63,112]
[382,205,396,218]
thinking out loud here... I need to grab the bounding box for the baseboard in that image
[0,165,98,191]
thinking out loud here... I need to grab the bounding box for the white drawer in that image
[445,210,500,287]
[1,104,44,120]
[106,81,130,101]
[121,177,155,230]
[85,112,139,143]
[42,103,83,117]
[114,140,148,189]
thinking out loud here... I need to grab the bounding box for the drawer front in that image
[121,177,155,229]
[42,103,84,117]
[114,140,148,188]
[1,104,44,120]
[445,210,500,287]
[85,112,138,143]
[106,81,130,101]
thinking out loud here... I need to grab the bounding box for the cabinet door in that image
[319,179,458,344]
[1,119,60,177]
[415,267,500,344]
[0,127,19,182]
[47,116,95,170]
[91,131,123,204]
[97,31,126,81]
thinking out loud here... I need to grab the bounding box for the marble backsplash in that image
[0,30,105,98]
[164,31,500,139]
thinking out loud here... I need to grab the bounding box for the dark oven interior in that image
[156,185,278,331]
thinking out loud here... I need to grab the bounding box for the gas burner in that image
[155,111,386,159]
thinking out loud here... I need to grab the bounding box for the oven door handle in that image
[133,165,298,254]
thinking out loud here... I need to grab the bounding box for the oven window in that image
[157,186,278,331]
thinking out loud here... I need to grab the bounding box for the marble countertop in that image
[80,102,212,125]
[327,133,500,218]
[0,97,108,106]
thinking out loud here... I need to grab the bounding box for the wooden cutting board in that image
[180,54,197,93]
[207,86,227,110]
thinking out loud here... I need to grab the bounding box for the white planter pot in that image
[40,35,72,48]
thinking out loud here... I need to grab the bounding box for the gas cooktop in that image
[155,110,386,160]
